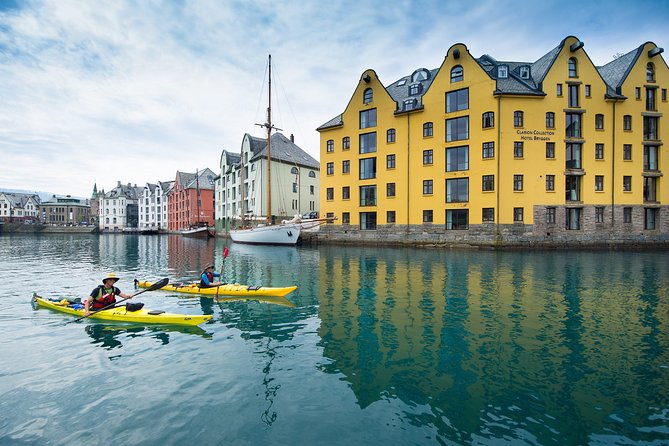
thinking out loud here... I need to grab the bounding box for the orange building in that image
[167,169,217,231]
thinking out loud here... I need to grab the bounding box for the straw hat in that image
[103,273,121,283]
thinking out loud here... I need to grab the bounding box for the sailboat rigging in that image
[230,55,301,245]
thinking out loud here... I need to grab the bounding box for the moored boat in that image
[181,225,214,238]
[33,294,212,326]
[135,280,298,298]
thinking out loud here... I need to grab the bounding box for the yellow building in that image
[317,36,668,246]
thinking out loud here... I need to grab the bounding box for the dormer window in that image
[568,57,578,78]
[498,65,508,78]
[404,99,416,111]
[363,88,373,104]
[519,66,530,79]
[412,69,429,82]
[647,63,655,82]
[451,66,463,83]
[409,83,421,96]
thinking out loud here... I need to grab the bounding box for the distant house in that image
[0,192,40,223]
[39,195,90,225]
[139,181,172,230]
[98,182,144,231]
[167,169,216,231]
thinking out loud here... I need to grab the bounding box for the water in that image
[0,234,668,445]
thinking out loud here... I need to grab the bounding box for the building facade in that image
[216,132,320,232]
[0,192,40,223]
[167,169,216,231]
[39,195,90,225]
[317,36,669,246]
[98,182,144,231]
[138,181,172,230]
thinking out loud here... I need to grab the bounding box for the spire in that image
[92,182,98,198]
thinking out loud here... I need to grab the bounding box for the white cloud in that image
[0,0,668,196]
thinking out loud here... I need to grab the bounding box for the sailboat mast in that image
[195,168,200,227]
[267,54,272,224]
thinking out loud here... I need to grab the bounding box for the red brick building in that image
[167,169,216,231]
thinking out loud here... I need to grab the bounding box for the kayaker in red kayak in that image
[84,273,134,316]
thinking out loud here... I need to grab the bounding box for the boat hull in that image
[181,226,214,238]
[136,280,298,298]
[33,296,212,326]
[230,223,300,245]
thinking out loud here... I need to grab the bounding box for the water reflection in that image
[84,323,212,352]
[317,247,669,444]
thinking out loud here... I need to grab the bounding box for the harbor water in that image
[0,233,668,445]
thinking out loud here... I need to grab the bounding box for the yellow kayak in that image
[33,295,212,326]
[136,280,298,298]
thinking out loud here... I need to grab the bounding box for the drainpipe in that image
[611,101,616,226]
[496,95,502,240]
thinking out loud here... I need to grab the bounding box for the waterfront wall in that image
[0,223,97,234]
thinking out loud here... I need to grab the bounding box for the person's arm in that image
[201,273,212,286]
[116,287,134,299]
[84,296,93,316]
[212,272,221,278]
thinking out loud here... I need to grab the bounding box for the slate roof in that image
[598,44,643,94]
[251,132,319,170]
[180,168,217,190]
[316,114,343,131]
[0,192,40,208]
[386,68,440,112]
[104,183,140,200]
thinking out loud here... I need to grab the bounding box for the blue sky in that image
[1,0,668,197]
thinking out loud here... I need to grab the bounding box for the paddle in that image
[215,247,230,301]
[67,277,169,324]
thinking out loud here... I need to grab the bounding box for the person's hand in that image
[84,310,90,316]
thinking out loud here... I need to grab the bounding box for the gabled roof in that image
[251,132,319,170]
[180,168,217,190]
[316,114,343,131]
[105,183,140,200]
[0,192,40,208]
[598,44,644,93]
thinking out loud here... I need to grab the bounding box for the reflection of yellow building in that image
[317,36,668,246]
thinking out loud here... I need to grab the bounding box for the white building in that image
[0,192,40,222]
[138,181,172,230]
[216,132,320,231]
[98,182,144,231]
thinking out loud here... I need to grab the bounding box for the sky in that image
[1,0,668,198]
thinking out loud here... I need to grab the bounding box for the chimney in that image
[290,134,294,143]
[117,181,121,187]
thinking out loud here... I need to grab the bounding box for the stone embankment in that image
[0,223,97,234]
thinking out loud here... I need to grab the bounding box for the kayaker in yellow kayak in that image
[200,265,223,288]
[84,273,135,316]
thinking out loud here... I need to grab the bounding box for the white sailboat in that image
[230,55,301,246]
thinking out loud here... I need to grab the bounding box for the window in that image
[482,112,494,128]
[595,114,604,130]
[446,209,468,230]
[359,132,376,154]
[585,85,591,97]
[566,176,581,201]
[423,180,433,195]
[663,89,667,101]
[446,88,469,113]
[513,111,524,127]
[621,207,633,223]
[482,142,494,159]
[386,183,395,197]
[423,149,433,165]
[412,69,429,82]
[546,175,555,191]
[644,116,658,140]
[566,113,581,138]
[387,129,396,143]
[514,141,524,158]
[513,175,523,191]
[595,143,604,160]
[546,207,556,224]
[360,109,376,129]
[363,88,373,104]
[446,146,469,171]
[342,160,350,174]
[360,212,377,230]
[546,142,555,159]
[326,140,334,152]
[359,157,376,180]
[423,122,433,137]
[360,185,376,206]
[644,145,658,171]
[520,66,530,79]
[568,85,579,107]
[387,211,396,224]
[482,175,494,191]
[342,212,350,224]
[326,162,334,175]
[557,84,563,96]
[446,178,468,202]
[513,207,524,222]
[636,87,641,100]
[623,176,632,192]
[566,208,581,230]
[342,136,350,150]
[645,208,657,230]
[404,99,417,111]
[409,84,421,95]
[451,65,463,82]
[568,57,577,77]
[566,143,582,169]
[342,186,350,200]
[647,63,655,82]
[326,188,334,200]
[423,210,433,223]
[595,207,604,223]
[446,116,469,142]
[623,115,632,131]
[647,88,657,111]
[623,144,632,160]
[386,154,396,169]
[644,177,657,202]
[546,112,555,128]
[482,208,494,222]
[595,175,604,191]
[498,65,508,78]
